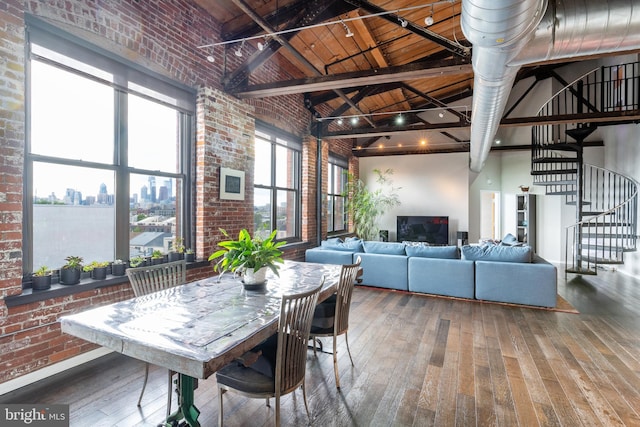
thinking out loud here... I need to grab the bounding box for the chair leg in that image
[345,331,355,366]
[301,382,311,422]
[311,336,318,356]
[137,362,149,406]
[218,387,225,427]
[166,370,173,419]
[332,336,340,389]
[275,395,281,427]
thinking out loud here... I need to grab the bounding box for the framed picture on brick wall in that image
[220,167,245,200]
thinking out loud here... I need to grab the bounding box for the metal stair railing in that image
[565,164,638,275]
[530,62,639,276]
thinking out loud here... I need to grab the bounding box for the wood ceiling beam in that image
[229,0,375,126]
[230,57,472,98]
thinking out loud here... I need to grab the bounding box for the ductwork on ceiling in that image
[462,0,640,172]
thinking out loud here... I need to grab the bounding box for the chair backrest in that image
[274,278,324,396]
[126,260,187,297]
[334,256,362,335]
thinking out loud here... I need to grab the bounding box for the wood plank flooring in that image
[2,266,640,426]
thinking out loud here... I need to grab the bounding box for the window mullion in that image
[114,90,129,261]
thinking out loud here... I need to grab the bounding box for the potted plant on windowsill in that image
[32,266,52,291]
[111,259,126,276]
[83,261,109,280]
[168,237,185,262]
[208,228,285,288]
[151,250,165,265]
[60,256,83,285]
[185,248,196,263]
[129,256,146,268]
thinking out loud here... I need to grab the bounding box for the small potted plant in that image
[32,265,52,291]
[111,259,126,276]
[185,248,196,263]
[168,237,185,262]
[83,261,110,280]
[60,255,83,285]
[208,228,285,288]
[129,256,146,268]
[151,249,165,265]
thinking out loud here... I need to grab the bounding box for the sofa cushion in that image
[405,245,459,259]
[362,241,406,255]
[461,244,532,263]
[321,237,363,252]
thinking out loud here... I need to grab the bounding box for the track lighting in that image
[425,5,434,26]
[257,41,264,51]
[341,20,354,38]
[206,53,215,63]
[395,114,405,125]
[234,40,245,57]
[399,17,408,28]
[438,112,444,118]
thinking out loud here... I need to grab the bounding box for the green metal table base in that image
[162,374,200,427]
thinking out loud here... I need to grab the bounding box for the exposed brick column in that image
[195,87,255,260]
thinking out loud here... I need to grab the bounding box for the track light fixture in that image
[341,20,354,38]
[399,16,408,28]
[234,39,245,57]
[206,51,215,63]
[425,5,434,26]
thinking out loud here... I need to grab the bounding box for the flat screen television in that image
[397,216,449,244]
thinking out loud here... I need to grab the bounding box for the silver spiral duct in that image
[462,0,640,172]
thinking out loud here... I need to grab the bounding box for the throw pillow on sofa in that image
[362,241,406,255]
[461,244,532,263]
[405,245,460,259]
[321,237,363,252]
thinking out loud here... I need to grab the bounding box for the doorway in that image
[480,191,501,241]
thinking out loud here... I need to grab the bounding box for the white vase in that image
[243,267,268,285]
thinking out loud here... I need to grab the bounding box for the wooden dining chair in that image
[126,259,186,417]
[309,256,362,389]
[215,279,324,427]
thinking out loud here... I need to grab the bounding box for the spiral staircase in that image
[531,62,639,276]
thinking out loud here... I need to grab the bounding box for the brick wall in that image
[0,0,358,386]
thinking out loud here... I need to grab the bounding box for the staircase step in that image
[538,180,576,186]
[580,256,624,265]
[531,169,578,176]
[537,142,581,151]
[532,157,578,164]
[566,266,597,275]
[566,201,592,206]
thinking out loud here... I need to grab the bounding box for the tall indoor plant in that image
[344,168,401,241]
[208,228,285,286]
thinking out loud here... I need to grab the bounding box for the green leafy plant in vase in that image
[208,228,285,286]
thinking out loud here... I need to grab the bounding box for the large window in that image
[253,124,301,241]
[25,17,194,275]
[327,154,348,233]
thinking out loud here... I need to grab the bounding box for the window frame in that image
[327,153,348,235]
[23,16,195,278]
[253,121,302,242]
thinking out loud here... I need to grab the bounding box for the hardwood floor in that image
[2,266,640,426]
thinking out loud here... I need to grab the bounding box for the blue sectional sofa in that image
[305,237,558,308]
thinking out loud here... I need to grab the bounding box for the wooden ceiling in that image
[192,0,480,155]
[197,0,629,157]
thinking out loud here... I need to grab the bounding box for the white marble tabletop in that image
[60,261,341,379]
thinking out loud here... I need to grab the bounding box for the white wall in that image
[360,153,469,244]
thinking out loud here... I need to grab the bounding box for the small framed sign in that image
[220,167,245,200]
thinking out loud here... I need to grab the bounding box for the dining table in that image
[59,260,342,427]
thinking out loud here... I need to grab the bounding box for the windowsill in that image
[5,260,210,308]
